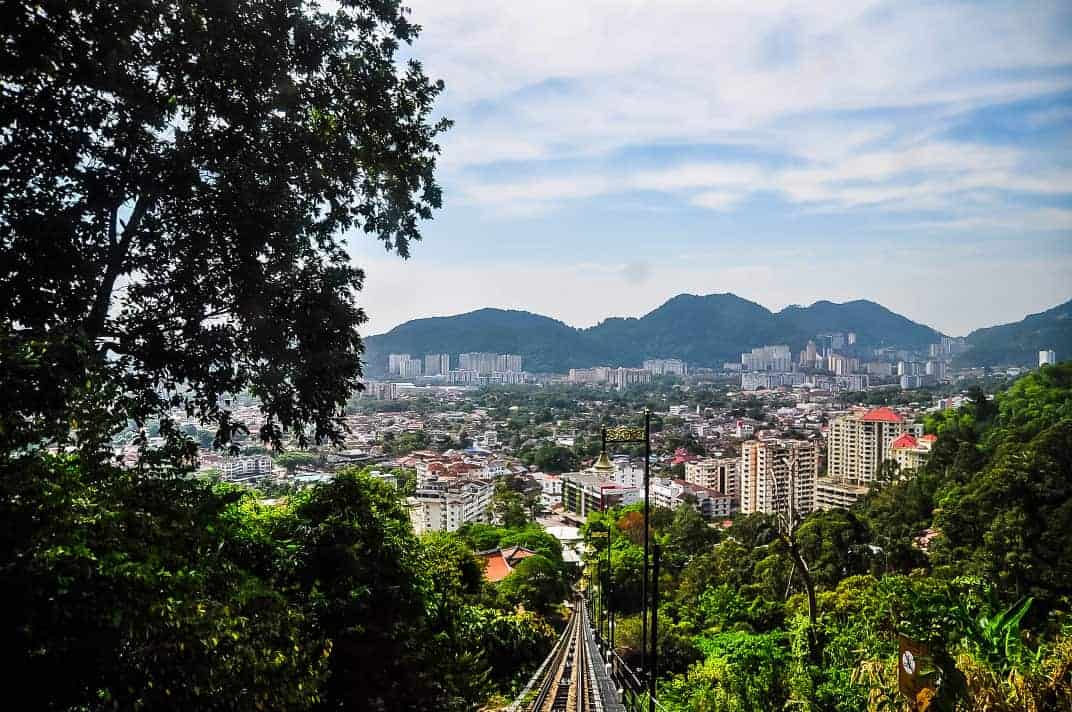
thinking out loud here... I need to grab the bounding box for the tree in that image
[275,451,319,473]
[497,554,568,616]
[0,0,449,451]
[492,480,528,528]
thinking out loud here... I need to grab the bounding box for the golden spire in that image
[592,449,615,473]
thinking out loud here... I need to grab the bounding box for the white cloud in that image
[411,0,1072,169]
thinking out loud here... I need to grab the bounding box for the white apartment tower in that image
[424,353,450,376]
[740,439,819,518]
[1040,350,1057,367]
[387,353,410,376]
[826,407,912,485]
[685,457,739,500]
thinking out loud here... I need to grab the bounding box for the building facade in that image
[739,439,820,518]
[684,457,739,501]
[827,407,913,485]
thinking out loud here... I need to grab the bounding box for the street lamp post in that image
[599,412,652,679]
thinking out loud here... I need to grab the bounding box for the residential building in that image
[398,356,423,378]
[739,439,820,517]
[889,432,936,472]
[560,471,640,519]
[220,455,273,479]
[448,369,479,385]
[496,353,523,372]
[388,353,410,376]
[568,367,611,384]
[424,353,450,376]
[611,367,652,389]
[643,358,688,376]
[650,478,735,520]
[900,374,936,389]
[407,480,493,534]
[741,372,806,390]
[813,478,869,511]
[685,457,739,500]
[827,407,914,485]
[1040,349,1057,367]
[741,345,793,372]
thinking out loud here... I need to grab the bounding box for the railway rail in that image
[519,599,622,712]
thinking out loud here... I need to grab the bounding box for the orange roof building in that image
[827,406,914,485]
[476,546,538,583]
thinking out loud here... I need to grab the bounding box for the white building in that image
[399,356,423,378]
[532,473,563,509]
[220,455,273,479]
[740,439,819,518]
[407,480,493,535]
[387,353,411,376]
[643,358,688,376]
[741,345,793,372]
[1040,350,1057,367]
[684,457,739,501]
[424,353,450,376]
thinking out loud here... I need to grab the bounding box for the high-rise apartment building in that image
[459,352,518,375]
[610,367,651,389]
[826,407,912,485]
[388,353,410,376]
[643,358,688,376]
[423,353,450,376]
[741,345,793,372]
[495,353,523,372]
[685,457,739,501]
[398,356,423,379]
[740,439,819,518]
[1040,350,1057,367]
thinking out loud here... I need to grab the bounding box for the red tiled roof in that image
[890,433,918,449]
[920,434,938,443]
[482,554,513,583]
[477,546,538,582]
[861,406,903,423]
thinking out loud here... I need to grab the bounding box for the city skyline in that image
[347,0,1072,337]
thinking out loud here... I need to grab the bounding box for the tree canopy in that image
[0,0,449,451]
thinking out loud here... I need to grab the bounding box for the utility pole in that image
[649,541,660,712]
[641,409,651,676]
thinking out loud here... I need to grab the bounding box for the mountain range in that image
[364,293,1072,375]
[363,292,999,375]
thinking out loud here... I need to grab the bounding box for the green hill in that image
[958,299,1072,367]
[363,293,948,375]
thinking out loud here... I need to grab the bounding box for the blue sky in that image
[347,0,1072,337]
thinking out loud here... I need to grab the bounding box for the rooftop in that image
[860,406,904,423]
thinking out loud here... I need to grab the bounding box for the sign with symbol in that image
[898,635,933,704]
[901,650,916,675]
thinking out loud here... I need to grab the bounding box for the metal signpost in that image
[602,412,652,687]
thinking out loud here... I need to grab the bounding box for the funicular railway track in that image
[527,600,598,712]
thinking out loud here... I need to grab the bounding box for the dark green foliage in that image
[497,554,570,615]
[519,442,579,473]
[0,0,448,449]
[794,509,871,588]
[0,461,556,711]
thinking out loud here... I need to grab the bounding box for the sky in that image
[346,0,1072,338]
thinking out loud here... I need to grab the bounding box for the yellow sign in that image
[605,426,645,442]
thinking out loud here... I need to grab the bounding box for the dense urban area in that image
[105,339,1070,711]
